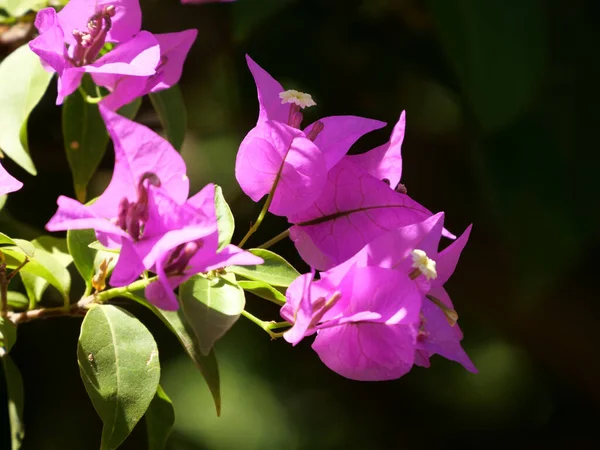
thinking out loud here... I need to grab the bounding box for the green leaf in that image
[145,385,175,450]
[0,44,53,175]
[63,80,142,202]
[149,85,187,151]
[0,0,45,17]
[123,292,221,415]
[2,245,71,306]
[68,228,98,292]
[238,280,286,305]
[214,185,234,250]
[0,316,17,355]
[77,304,160,450]
[426,0,547,131]
[179,273,245,356]
[7,291,28,310]
[0,232,35,257]
[1,355,25,450]
[229,249,300,287]
[88,240,121,254]
[17,236,72,306]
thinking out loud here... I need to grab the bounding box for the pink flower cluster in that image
[2,0,477,383]
[29,0,196,110]
[236,57,476,380]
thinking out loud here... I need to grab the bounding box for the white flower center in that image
[279,90,316,108]
[410,249,437,281]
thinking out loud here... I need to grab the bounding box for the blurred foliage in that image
[1,0,599,448]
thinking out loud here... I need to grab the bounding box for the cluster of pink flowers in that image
[29,0,196,109]
[236,57,477,380]
[0,0,476,382]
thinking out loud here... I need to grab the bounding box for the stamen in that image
[287,103,300,128]
[410,249,437,281]
[289,111,303,129]
[306,121,324,141]
[426,294,458,327]
[164,241,202,275]
[395,183,407,194]
[310,291,341,327]
[116,198,130,230]
[279,90,316,109]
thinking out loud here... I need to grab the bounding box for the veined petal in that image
[346,111,405,188]
[45,195,128,240]
[29,8,67,75]
[149,29,198,92]
[245,55,289,124]
[289,159,432,270]
[433,224,472,287]
[56,67,85,104]
[109,237,147,286]
[86,31,160,77]
[312,321,417,381]
[203,244,264,272]
[92,106,188,218]
[235,120,327,216]
[305,116,386,170]
[145,258,182,311]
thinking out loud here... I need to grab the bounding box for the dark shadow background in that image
[1,0,599,448]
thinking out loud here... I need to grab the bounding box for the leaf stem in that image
[258,228,290,249]
[240,310,290,339]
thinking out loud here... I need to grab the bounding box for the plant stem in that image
[7,276,157,325]
[238,140,292,248]
[93,276,157,303]
[240,310,290,339]
[238,192,275,248]
[258,228,290,249]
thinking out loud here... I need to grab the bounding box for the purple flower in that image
[281,267,422,381]
[235,56,386,216]
[46,106,259,310]
[46,105,189,242]
[105,182,263,310]
[0,163,22,196]
[283,213,476,376]
[29,0,196,108]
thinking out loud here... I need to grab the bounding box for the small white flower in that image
[410,249,437,281]
[279,89,316,108]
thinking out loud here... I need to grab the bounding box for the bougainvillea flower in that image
[282,266,422,381]
[46,105,188,242]
[0,163,22,196]
[311,212,476,372]
[46,107,260,310]
[29,0,197,108]
[235,56,385,216]
[288,158,436,270]
[127,184,264,310]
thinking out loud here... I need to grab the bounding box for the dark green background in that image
[2,0,599,448]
